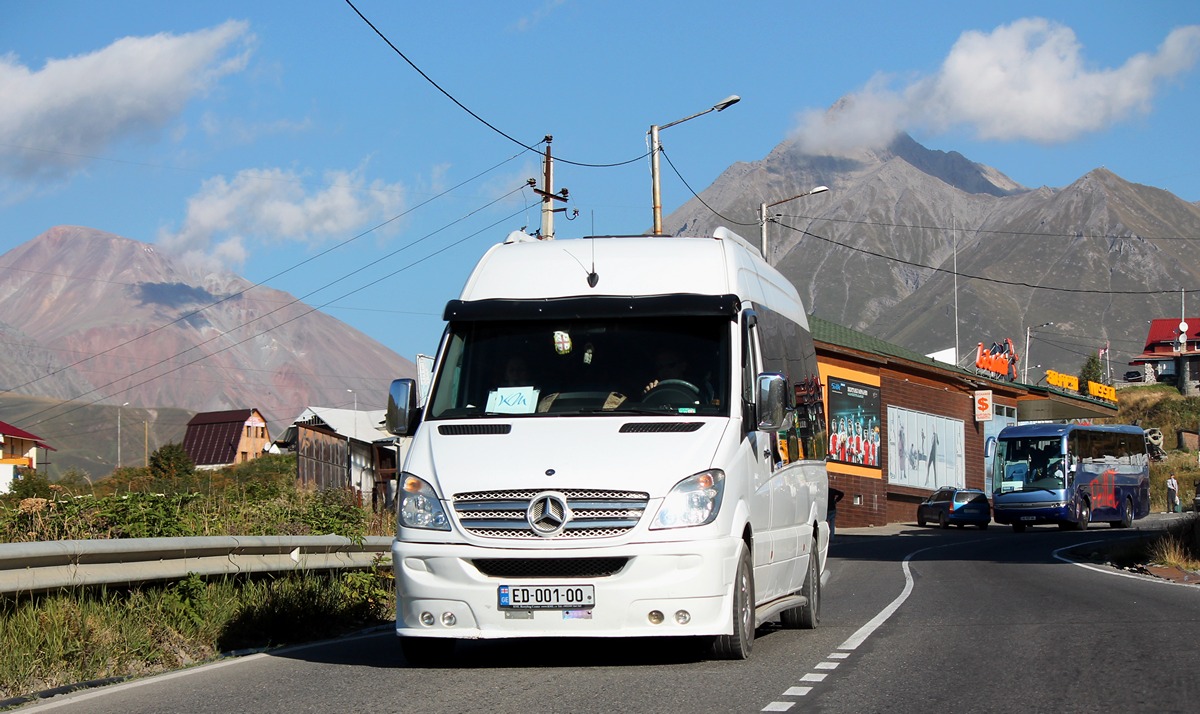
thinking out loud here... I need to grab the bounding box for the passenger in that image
[502,355,533,387]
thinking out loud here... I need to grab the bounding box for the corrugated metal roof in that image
[295,407,391,443]
[0,419,54,451]
[1144,317,1200,348]
[0,419,45,442]
[187,409,254,426]
[182,409,263,466]
[182,421,243,466]
[809,316,975,379]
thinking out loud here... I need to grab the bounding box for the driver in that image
[644,348,689,394]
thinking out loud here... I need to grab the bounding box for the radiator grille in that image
[452,489,649,540]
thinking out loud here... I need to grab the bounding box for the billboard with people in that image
[887,406,965,489]
[827,377,881,468]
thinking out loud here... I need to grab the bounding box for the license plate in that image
[1020,516,1037,521]
[498,584,595,609]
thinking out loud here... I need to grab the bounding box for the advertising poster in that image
[827,377,881,468]
[887,406,965,489]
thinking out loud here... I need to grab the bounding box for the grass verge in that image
[0,561,394,705]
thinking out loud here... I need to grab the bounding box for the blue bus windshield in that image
[994,436,1066,493]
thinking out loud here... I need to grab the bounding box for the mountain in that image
[0,226,415,465]
[664,134,1200,380]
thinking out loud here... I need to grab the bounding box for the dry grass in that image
[1148,516,1200,571]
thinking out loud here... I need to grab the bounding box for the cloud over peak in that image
[157,166,406,273]
[0,20,253,181]
[793,18,1200,156]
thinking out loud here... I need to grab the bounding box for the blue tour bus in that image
[987,423,1150,532]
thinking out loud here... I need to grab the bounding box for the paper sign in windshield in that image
[487,387,539,414]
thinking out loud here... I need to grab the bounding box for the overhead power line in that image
[773,221,1200,296]
[21,184,531,428]
[342,0,646,169]
[0,147,530,398]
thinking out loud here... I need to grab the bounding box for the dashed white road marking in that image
[762,541,954,711]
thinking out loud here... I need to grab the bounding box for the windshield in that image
[427,315,730,419]
[994,437,1066,493]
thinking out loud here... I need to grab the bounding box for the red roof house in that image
[1,419,54,493]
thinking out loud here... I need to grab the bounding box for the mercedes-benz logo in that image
[527,492,571,537]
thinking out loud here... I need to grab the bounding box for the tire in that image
[781,539,820,630]
[917,514,926,527]
[1112,497,1134,529]
[1012,522,1026,533]
[713,545,755,660]
[1076,501,1091,531]
[939,511,949,529]
[400,636,457,667]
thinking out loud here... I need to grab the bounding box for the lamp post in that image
[649,94,740,235]
[759,186,829,260]
[117,402,129,468]
[1023,322,1053,383]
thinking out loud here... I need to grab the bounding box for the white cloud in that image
[511,0,567,33]
[0,21,253,180]
[793,19,1200,155]
[157,166,406,271]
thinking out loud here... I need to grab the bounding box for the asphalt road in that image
[19,515,1200,714]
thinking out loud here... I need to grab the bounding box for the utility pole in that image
[144,421,149,467]
[531,135,571,240]
[758,186,828,261]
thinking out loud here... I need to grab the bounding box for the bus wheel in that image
[1112,497,1134,528]
[1076,501,1091,531]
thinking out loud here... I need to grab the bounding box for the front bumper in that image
[392,536,742,639]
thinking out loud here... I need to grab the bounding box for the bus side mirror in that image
[985,436,996,458]
[756,373,793,432]
[386,378,419,436]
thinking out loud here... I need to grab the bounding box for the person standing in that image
[1166,473,1179,513]
[828,486,845,537]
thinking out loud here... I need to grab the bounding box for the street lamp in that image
[649,94,740,235]
[1023,322,1053,383]
[759,186,829,260]
[117,402,129,468]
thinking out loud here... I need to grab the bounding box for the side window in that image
[742,314,759,406]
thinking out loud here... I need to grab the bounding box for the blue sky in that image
[2,1,1199,369]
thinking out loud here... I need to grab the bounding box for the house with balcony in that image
[1129,317,1200,396]
[0,419,54,493]
[181,408,271,470]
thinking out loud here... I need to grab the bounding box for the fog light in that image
[441,612,457,627]
[420,611,435,626]
[648,610,664,625]
[675,610,691,625]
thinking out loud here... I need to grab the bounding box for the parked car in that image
[1123,370,1144,383]
[917,487,991,529]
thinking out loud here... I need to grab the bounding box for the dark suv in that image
[917,487,991,529]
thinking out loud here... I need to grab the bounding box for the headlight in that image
[398,473,450,531]
[651,470,725,530]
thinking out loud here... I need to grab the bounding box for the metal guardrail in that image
[0,535,394,595]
